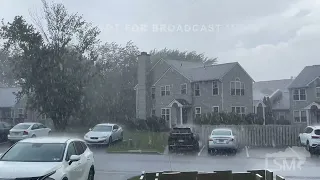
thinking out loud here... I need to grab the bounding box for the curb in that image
[107,150,163,155]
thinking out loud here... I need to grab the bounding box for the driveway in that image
[1,142,320,180]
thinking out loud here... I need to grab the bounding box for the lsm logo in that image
[264,146,310,171]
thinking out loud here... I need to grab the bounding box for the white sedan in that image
[84,123,123,145]
[8,122,51,143]
[0,137,95,180]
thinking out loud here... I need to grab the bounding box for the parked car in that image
[207,128,238,154]
[84,123,124,145]
[0,122,13,142]
[298,125,320,155]
[168,126,200,152]
[0,137,95,180]
[7,122,51,143]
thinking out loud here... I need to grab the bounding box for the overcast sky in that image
[1,0,319,81]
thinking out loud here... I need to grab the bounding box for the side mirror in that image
[112,129,117,132]
[89,128,92,131]
[69,155,80,165]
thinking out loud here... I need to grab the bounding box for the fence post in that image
[265,170,273,180]
[214,170,232,180]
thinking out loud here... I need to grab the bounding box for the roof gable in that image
[253,79,293,100]
[288,65,320,89]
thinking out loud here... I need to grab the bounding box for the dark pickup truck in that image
[168,127,200,152]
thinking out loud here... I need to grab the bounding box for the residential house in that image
[288,65,320,125]
[0,87,27,124]
[134,52,254,128]
[0,87,50,125]
[253,79,293,121]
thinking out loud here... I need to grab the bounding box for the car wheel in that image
[87,167,95,180]
[48,131,51,136]
[306,141,310,151]
[31,134,36,138]
[108,137,112,145]
[119,132,123,141]
[297,137,301,147]
[207,148,211,154]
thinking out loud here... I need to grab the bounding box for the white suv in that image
[298,126,320,154]
[0,137,95,180]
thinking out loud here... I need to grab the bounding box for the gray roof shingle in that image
[0,87,21,107]
[288,65,320,89]
[253,79,293,100]
[165,60,239,82]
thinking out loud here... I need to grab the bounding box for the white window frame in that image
[212,81,219,95]
[230,78,245,96]
[151,87,155,99]
[293,88,306,101]
[165,85,170,96]
[294,110,307,123]
[181,83,187,95]
[194,83,200,96]
[278,112,285,120]
[231,106,246,116]
[195,107,201,118]
[316,87,320,98]
[41,114,47,120]
[151,109,156,116]
[160,86,165,96]
[212,106,219,113]
[161,108,171,121]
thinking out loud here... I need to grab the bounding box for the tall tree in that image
[0,0,100,130]
[150,48,217,64]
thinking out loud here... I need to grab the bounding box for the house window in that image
[212,81,219,95]
[212,106,219,113]
[161,108,170,121]
[160,85,170,96]
[151,87,155,99]
[230,78,244,96]
[232,106,246,117]
[278,112,285,120]
[165,85,170,96]
[294,110,307,122]
[41,114,47,120]
[194,83,200,96]
[293,89,306,101]
[316,87,320,98]
[195,107,201,118]
[18,108,24,117]
[181,83,187,94]
[151,109,156,116]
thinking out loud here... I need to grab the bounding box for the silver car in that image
[207,128,238,154]
[84,123,123,145]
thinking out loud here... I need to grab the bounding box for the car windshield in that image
[92,125,112,132]
[12,124,31,130]
[212,130,232,136]
[0,142,66,162]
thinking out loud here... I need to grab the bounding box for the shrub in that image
[124,116,168,132]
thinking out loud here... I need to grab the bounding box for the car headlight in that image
[40,170,56,180]
[84,135,88,138]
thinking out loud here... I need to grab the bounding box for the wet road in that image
[1,141,320,180]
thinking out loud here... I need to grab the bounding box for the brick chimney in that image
[136,52,151,119]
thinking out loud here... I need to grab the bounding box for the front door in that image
[182,108,188,124]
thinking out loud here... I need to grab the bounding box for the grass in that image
[127,176,141,180]
[107,130,168,153]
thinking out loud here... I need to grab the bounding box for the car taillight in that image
[23,131,28,135]
[229,138,234,141]
[312,136,320,139]
[208,138,213,141]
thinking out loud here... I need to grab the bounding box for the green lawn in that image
[127,176,141,180]
[107,131,168,153]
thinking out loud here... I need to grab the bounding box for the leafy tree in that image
[150,48,217,64]
[0,1,100,130]
[263,97,274,124]
[0,49,16,87]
